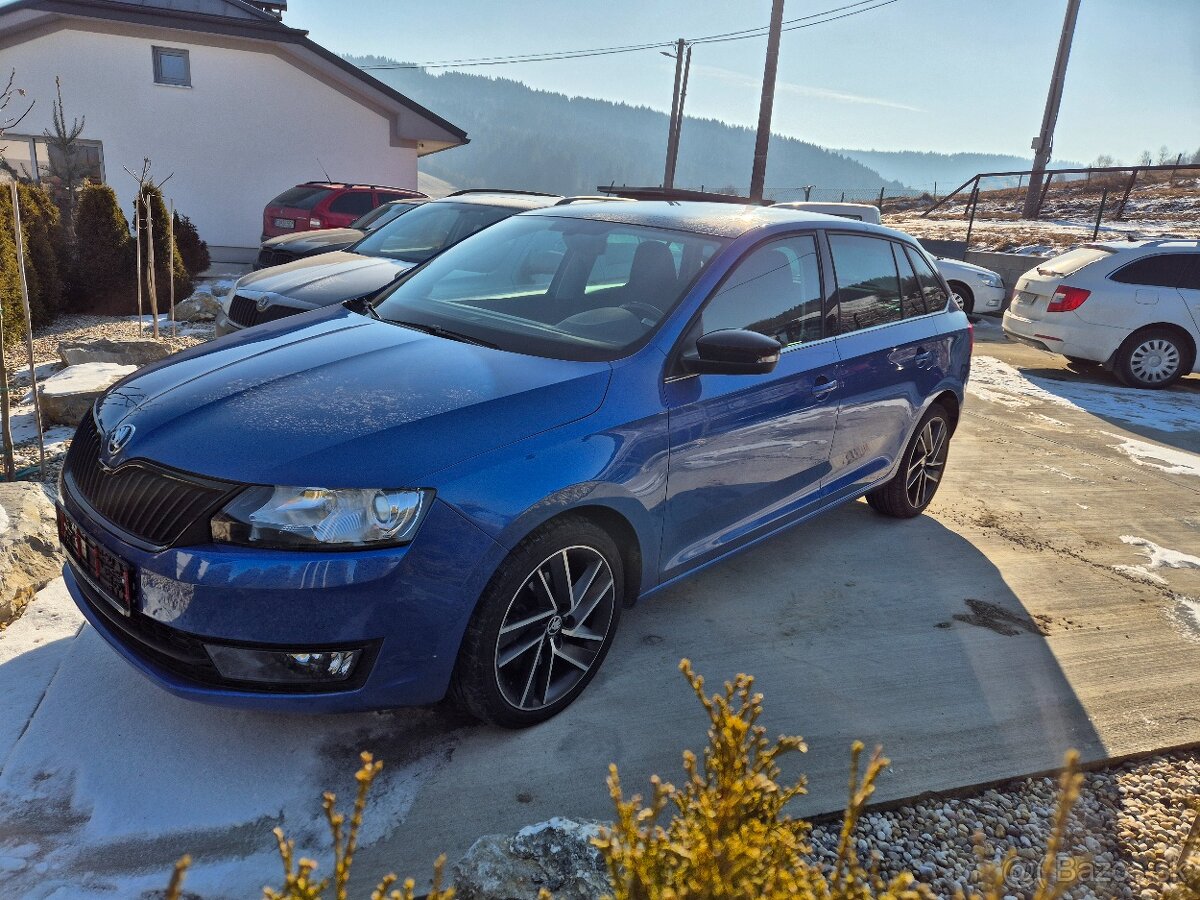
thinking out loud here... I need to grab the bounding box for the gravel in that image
[807,750,1200,898]
[2,309,215,484]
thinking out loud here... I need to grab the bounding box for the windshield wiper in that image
[388,320,500,349]
[344,295,382,320]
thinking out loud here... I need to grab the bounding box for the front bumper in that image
[60,488,506,713]
[975,283,1006,314]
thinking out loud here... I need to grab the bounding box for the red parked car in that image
[261,181,427,239]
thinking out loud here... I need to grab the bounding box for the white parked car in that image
[772,201,882,224]
[773,202,1006,315]
[934,258,1006,316]
[1002,239,1200,388]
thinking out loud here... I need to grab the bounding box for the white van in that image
[772,201,882,225]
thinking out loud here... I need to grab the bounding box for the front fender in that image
[432,356,670,596]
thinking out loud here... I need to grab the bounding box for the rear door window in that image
[268,186,332,210]
[1110,253,1198,288]
[893,244,926,317]
[1179,257,1200,291]
[329,191,376,217]
[828,233,904,333]
[905,246,949,312]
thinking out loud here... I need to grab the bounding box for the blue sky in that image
[286,0,1198,164]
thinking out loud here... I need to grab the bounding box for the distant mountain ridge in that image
[350,55,1069,197]
[350,55,906,198]
[832,149,1085,191]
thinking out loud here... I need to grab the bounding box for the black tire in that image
[866,405,952,519]
[947,281,974,315]
[450,516,624,727]
[1114,327,1193,389]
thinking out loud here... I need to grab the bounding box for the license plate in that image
[273,218,295,229]
[57,506,136,616]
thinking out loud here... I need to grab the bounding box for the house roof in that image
[0,0,468,154]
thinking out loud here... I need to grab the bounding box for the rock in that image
[38,363,137,426]
[173,292,222,322]
[453,817,610,900]
[0,483,63,627]
[58,338,171,368]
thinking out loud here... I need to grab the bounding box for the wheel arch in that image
[1112,322,1198,372]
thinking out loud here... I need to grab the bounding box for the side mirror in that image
[685,329,782,375]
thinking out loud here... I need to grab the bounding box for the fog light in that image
[206,644,362,684]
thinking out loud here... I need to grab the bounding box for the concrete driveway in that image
[2,321,1198,897]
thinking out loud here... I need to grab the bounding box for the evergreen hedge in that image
[69,182,134,315]
[172,210,210,279]
[0,182,69,351]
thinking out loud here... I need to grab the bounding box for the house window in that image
[153,47,191,86]
[0,133,106,209]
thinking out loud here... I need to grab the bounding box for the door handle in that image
[914,350,934,368]
[812,375,839,397]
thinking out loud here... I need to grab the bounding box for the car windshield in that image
[1036,245,1115,277]
[352,202,516,264]
[350,202,417,232]
[371,214,726,362]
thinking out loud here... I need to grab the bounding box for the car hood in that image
[936,258,999,278]
[263,228,364,252]
[236,251,415,308]
[94,306,612,487]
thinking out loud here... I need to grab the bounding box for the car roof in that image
[1090,238,1200,252]
[433,191,565,210]
[523,200,912,240]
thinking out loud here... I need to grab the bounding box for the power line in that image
[358,0,901,70]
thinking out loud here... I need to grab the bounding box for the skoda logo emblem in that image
[107,423,136,456]
[256,296,272,312]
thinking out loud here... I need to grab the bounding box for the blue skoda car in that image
[58,202,971,727]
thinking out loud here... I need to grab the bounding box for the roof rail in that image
[300,180,426,196]
[554,195,636,205]
[446,188,562,199]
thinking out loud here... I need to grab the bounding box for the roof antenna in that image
[315,155,331,182]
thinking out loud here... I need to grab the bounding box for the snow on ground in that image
[0,580,466,898]
[1120,536,1200,573]
[967,355,1200,434]
[1105,434,1200,478]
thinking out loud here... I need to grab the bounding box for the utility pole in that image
[662,39,685,189]
[1022,0,1081,219]
[749,0,785,203]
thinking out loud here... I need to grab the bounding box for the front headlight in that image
[211,486,432,549]
[979,272,1003,288]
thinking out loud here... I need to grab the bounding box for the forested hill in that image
[831,149,1085,191]
[348,55,906,197]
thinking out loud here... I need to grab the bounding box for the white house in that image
[0,0,467,261]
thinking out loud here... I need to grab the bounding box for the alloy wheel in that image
[493,545,616,712]
[905,417,948,509]
[1128,338,1180,384]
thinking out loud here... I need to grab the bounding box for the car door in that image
[661,233,842,576]
[822,232,940,497]
[325,190,376,228]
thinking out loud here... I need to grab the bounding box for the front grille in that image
[64,414,236,548]
[228,294,302,328]
[255,248,296,269]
